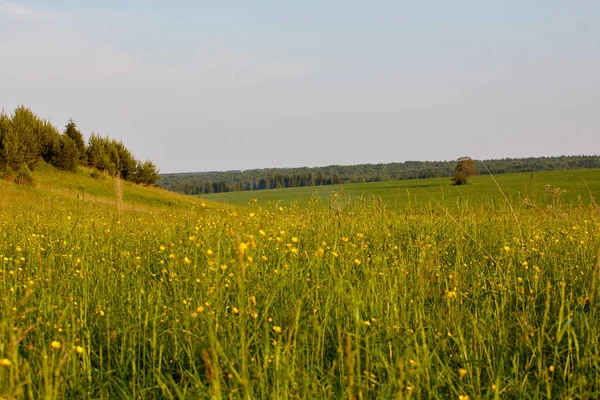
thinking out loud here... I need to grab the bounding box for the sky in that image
[1,1,599,173]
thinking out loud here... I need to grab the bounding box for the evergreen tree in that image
[114,141,137,181]
[87,134,114,173]
[38,120,61,163]
[0,112,10,168]
[0,114,26,171]
[134,160,159,185]
[53,135,79,172]
[64,119,87,164]
[107,141,121,176]
[10,106,41,169]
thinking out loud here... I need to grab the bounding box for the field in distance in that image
[200,168,600,209]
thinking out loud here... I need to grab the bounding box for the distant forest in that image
[159,155,600,195]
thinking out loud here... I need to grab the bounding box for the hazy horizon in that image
[2,1,599,174]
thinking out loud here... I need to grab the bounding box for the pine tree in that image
[53,135,79,172]
[10,106,41,169]
[39,120,61,164]
[0,114,26,171]
[0,112,10,168]
[114,141,137,181]
[64,119,87,164]
[87,134,114,173]
[134,160,160,185]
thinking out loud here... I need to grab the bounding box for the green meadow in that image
[201,169,600,210]
[2,165,600,399]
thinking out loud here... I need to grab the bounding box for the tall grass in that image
[1,179,600,398]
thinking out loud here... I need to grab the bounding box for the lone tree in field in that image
[451,157,476,185]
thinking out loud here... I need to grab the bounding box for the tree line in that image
[160,155,600,195]
[0,106,159,185]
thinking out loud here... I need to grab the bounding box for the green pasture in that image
[201,169,600,209]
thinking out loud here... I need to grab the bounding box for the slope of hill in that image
[0,162,207,213]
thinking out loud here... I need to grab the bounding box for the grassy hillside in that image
[201,168,600,209]
[0,162,206,212]
[2,165,600,398]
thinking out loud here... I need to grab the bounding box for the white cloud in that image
[0,1,57,19]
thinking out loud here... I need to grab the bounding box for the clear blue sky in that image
[1,1,599,173]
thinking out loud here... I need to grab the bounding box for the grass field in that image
[200,169,600,210]
[2,165,600,398]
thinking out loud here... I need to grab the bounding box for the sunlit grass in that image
[1,167,600,398]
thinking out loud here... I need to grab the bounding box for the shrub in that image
[0,165,16,182]
[90,170,105,180]
[15,163,35,186]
